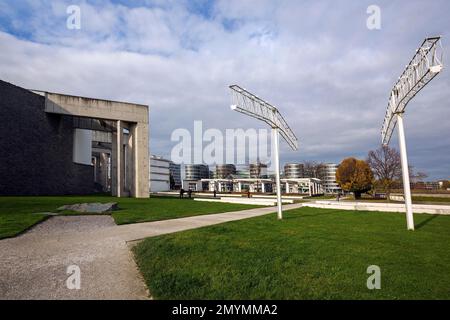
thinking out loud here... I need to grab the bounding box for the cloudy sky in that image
[0,0,449,179]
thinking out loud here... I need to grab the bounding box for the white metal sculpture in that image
[230,84,299,219]
[381,36,443,230]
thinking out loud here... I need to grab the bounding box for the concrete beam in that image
[43,92,148,124]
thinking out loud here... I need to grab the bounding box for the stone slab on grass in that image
[57,202,118,214]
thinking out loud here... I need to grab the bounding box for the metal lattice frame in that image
[229,85,299,150]
[381,37,444,145]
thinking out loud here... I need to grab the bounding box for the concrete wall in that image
[0,80,94,195]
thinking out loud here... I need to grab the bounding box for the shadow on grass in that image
[415,214,439,230]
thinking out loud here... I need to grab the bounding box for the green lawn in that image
[133,207,450,300]
[0,196,259,239]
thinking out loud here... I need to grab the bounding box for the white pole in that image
[397,113,415,231]
[272,128,283,220]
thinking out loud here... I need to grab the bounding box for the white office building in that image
[149,155,171,192]
[318,163,341,194]
[281,178,323,196]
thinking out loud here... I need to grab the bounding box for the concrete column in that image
[261,183,265,193]
[98,153,109,191]
[125,125,133,195]
[285,182,289,194]
[93,156,98,183]
[111,120,124,197]
[129,122,149,198]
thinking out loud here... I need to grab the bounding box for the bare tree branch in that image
[367,145,401,199]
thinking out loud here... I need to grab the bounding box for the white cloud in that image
[0,0,449,178]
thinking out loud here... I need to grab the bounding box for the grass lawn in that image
[133,207,450,299]
[0,196,259,239]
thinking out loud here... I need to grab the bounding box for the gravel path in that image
[0,203,303,300]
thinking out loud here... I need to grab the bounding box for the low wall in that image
[252,195,304,200]
[156,192,302,200]
[303,201,450,215]
[194,197,294,206]
[390,195,404,202]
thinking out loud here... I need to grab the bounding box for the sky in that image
[0,0,449,179]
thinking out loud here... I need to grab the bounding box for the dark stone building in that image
[0,80,94,195]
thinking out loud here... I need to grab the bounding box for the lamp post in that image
[230,85,299,220]
[381,37,443,230]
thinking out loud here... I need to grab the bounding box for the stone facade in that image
[0,80,94,195]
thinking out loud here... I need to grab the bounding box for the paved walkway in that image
[0,203,303,299]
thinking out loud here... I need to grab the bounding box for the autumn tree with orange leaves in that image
[336,158,374,199]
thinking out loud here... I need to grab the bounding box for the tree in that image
[406,166,428,189]
[410,169,428,183]
[336,158,374,199]
[304,161,324,178]
[367,145,401,200]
